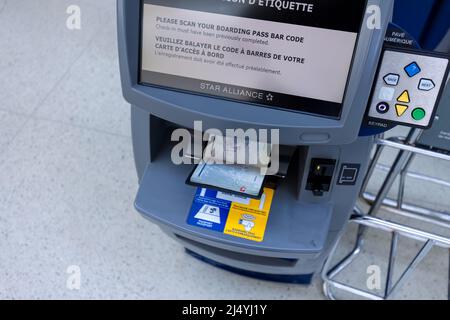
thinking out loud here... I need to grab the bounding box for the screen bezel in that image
[137,0,368,120]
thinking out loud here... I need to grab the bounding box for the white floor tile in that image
[0,0,105,115]
[34,4,131,137]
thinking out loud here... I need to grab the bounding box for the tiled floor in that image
[0,0,448,299]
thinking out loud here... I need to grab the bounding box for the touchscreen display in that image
[140,0,367,118]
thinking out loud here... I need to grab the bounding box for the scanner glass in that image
[188,161,266,199]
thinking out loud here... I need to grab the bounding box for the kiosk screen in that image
[140,0,367,118]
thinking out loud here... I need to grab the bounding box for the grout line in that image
[0,117,33,164]
[28,0,111,117]
[0,109,131,140]
[0,108,38,118]
[32,115,132,139]
[29,33,100,117]
[0,111,131,169]
[0,36,93,162]
[0,104,131,139]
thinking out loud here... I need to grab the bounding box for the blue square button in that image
[404,62,421,78]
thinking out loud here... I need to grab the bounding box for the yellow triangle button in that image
[396,104,409,117]
[397,90,410,103]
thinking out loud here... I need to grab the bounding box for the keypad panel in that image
[368,50,449,128]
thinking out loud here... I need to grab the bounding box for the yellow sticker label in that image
[223,188,275,242]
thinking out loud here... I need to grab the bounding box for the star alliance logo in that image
[266,93,274,102]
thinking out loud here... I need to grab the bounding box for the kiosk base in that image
[186,249,314,285]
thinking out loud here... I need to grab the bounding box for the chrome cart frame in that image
[322,129,450,300]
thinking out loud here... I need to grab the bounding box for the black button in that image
[376,102,390,114]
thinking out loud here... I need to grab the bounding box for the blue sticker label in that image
[187,188,231,232]
[187,187,276,243]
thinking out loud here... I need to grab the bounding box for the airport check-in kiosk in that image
[118,0,450,283]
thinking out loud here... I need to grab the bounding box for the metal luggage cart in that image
[322,128,450,300]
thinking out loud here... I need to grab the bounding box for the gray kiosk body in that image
[118,0,394,282]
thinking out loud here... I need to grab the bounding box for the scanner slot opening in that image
[149,117,301,192]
